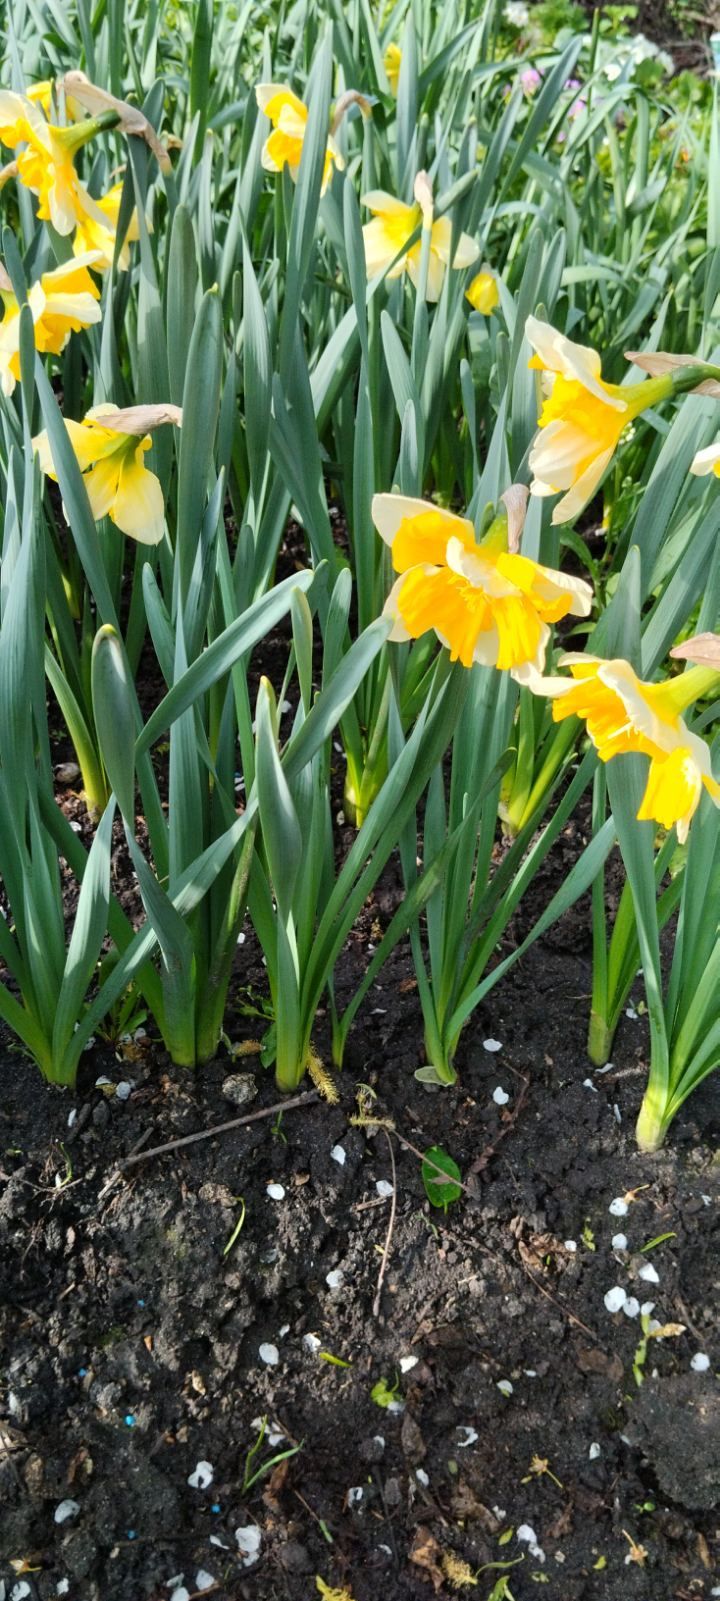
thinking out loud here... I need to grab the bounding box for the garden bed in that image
[2,833,718,1601]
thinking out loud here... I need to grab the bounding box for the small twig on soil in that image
[96,1125,154,1201]
[373,1129,397,1318]
[371,1465,401,1566]
[469,1072,530,1176]
[674,1294,705,1348]
[519,1260,603,1346]
[114,1091,319,1171]
[0,1424,24,1491]
[293,1488,335,1544]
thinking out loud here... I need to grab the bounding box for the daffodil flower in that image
[372,490,592,679]
[255,84,344,195]
[526,316,676,525]
[0,89,118,235]
[362,190,479,302]
[533,654,720,841]
[73,181,140,271]
[384,42,402,95]
[0,253,102,396]
[466,267,499,315]
[33,403,182,545]
[690,441,720,479]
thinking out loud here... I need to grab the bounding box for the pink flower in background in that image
[569,97,587,119]
[520,66,542,96]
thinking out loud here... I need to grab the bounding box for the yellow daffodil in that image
[33,403,182,545]
[372,490,592,679]
[690,441,720,478]
[73,182,140,271]
[255,83,344,195]
[526,316,676,525]
[362,188,479,302]
[0,252,102,395]
[0,89,118,235]
[465,267,499,315]
[384,42,402,95]
[534,655,720,841]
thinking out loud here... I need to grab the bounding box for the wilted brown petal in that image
[59,72,171,171]
[625,350,720,399]
[669,632,720,668]
[94,403,183,435]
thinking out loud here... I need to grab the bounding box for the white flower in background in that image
[600,34,674,85]
[504,1,530,24]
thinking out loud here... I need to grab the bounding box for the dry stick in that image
[116,1090,319,1170]
[519,1259,602,1346]
[373,1128,397,1318]
[96,1124,154,1201]
[0,1424,24,1492]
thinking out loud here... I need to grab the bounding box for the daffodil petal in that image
[111,447,165,543]
[690,442,720,477]
[371,495,475,566]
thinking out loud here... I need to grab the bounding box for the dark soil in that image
[1,827,719,1601]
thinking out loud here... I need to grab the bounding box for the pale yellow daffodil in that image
[0,252,102,396]
[384,43,402,95]
[73,181,140,271]
[255,83,344,195]
[526,316,675,526]
[533,654,720,841]
[362,189,479,302]
[690,441,720,479]
[466,267,499,315]
[0,89,118,235]
[33,403,182,545]
[372,491,592,679]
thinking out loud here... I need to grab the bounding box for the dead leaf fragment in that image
[409,1525,445,1592]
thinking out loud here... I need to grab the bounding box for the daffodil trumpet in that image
[526,317,720,525]
[372,487,592,680]
[34,404,182,545]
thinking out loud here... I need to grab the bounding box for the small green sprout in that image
[640,1232,676,1252]
[222,1197,246,1257]
[241,1415,302,1494]
[371,1374,401,1408]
